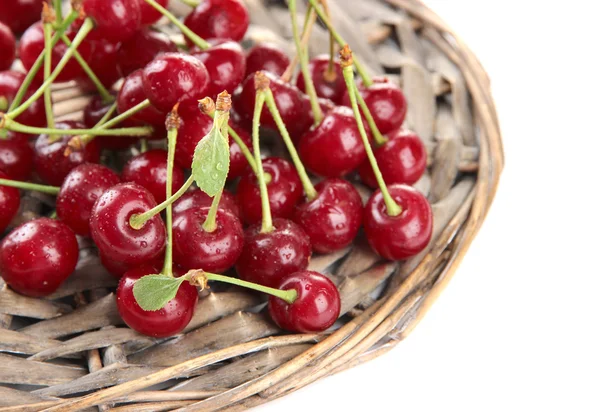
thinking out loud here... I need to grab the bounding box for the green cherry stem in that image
[0,178,60,195]
[0,97,8,112]
[94,102,118,128]
[140,139,148,153]
[354,83,387,146]
[178,0,200,7]
[320,0,337,80]
[144,0,210,50]
[281,5,316,83]
[42,19,55,129]
[341,46,401,217]
[54,0,63,23]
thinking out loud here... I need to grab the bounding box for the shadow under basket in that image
[0,0,504,410]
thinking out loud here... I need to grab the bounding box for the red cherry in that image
[100,251,165,279]
[358,129,427,188]
[173,189,240,219]
[298,106,367,177]
[191,40,246,100]
[117,29,177,78]
[0,70,46,127]
[0,218,78,297]
[236,218,311,288]
[184,0,249,43]
[0,22,16,72]
[0,134,33,180]
[268,270,340,333]
[0,170,20,234]
[139,0,169,25]
[364,184,433,260]
[245,43,290,78]
[293,178,363,253]
[79,38,121,89]
[121,149,185,204]
[236,157,303,225]
[56,164,121,236]
[117,265,198,337]
[0,0,44,34]
[83,95,140,150]
[297,55,345,104]
[117,69,167,127]
[82,0,142,43]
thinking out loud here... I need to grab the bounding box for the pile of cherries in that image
[0,0,433,338]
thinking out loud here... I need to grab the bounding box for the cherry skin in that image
[173,189,240,219]
[184,0,249,44]
[364,184,433,260]
[117,69,167,127]
[269,270,341,333]
[298,106,367,178]
[100,251,164,279]
[0,22,16,72]
[0,218,79,297]
[235,218,311,288]
[236,157,303,225]
[117,29,177,78]
[293,178,363,254]
[191,40,246,100]
[56,164,121,237]
[79,38,121,89]
[245,43,290,78]
[173,207,244,273]
[83,95,140,150]
[139,0,169,25]
[82,0,142,43]
[0,170,20,234]
[0,70,46,127]
[297,55,345,105]
[122,149,185,204]
[0,0,44,34]
[117,265,198,338]
[0,134,33,180]
[89,182,166,266]
[359,129,427,188]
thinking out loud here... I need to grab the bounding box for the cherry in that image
[79,38,121,89]
[191,40,246,100]
[297,55,345,105]
[0,218,78,297]
[0,170,20,234]
[117,265,198,337]
[298,106,367,178]
[184,0,249,44]
[173,189,240,219]
[56,164,121,236]
[0,0,44,34]
[139,0,169,25]
[117,69,167,127]
[0,70,46,127]
[117,29,177,78]
[33,121,101,186]
[100,251,164,279]
[236,218,311,288]
[245,43,290,78]
[0,22,16,72]
[122,149,185,204]
[0,135,34,180]
[364,184,433,260]
[358,128,427,188]
[268,270,340,333]
[83,95,139,150]
[142,52,210,113]
[82,0,142,43]
[236,157,303,225]
[293,178,363,253]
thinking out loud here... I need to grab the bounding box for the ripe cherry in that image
[0,170,20,234]
[89,182,166,266]
[0,22,16,72]
[79,38,121,89]
[122,149,185,204]
[82,0,142,43]
[191,40,246,100]
[117,29,177,78]
[184,0,249,43]
[0,218,79,297]
[0,0,44,34]
[83,95,139,150]
[0,70,46,127]
[293,178,363,253]
[0,134,33,180]
[173,189,240,219]
[297,55,345,104]
[139,0,169,25]
[100,251,165,279]
[56,164,121,236]
[117,265,198,337]
[236,157,303,225]
[364,184,433,260]
[117,69,167,127]
[236,218,311,288]
[269,270,340,333]
[358,128,427,188]
[245,43,290,78]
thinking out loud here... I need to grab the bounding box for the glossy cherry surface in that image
[117,69,167,127]
[236,157,302,225]
[298,106,367,177]
[0,218,78,297]
[56,164,121,236]
[118,29,177,78]
[122,149,185,204]
[83,95,139,150]
[184,0,249,43]
[0,170,20,234]
[297,55,345,104]
[173,189,240,218]
[268,270,340,333]
[139,0,169,25]
[117,265,198,337]
[192,40,246,100]
[359,128,427,188]
[245,43,290,78]
[80,38,121,89]
[364,184,433,260]
[89,182,166,266]
[0,135,33,180]
[0,22,16,72]
[173,207,244,273]
[0,70,46,127]
[0,0,44,34]
[293,178,363,253]
[236,218,311,288]
[100,251,164,279]
[82,0,142,43]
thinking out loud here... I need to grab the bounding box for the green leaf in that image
[191,126,230,197]
[132,274,186,312]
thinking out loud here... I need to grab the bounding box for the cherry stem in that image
[202,190,222,233]
[281,5,317,83]
[144,0,210,50]
[95,102,118,128]
[54,0,62,23]
[320,0,337,80]
[178,0,200,6]
[354,83,387,146]
[0,178,60,195]
[253,79,274,234]
[140,139,148,153]
[0,97,8,112]
[42,22,55,130]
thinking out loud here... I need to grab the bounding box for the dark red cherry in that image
[121,149,185,204]
[236,218,311,288]
[33,121,101,186]
[173,207,244,273]
[293,178,363,253]
[0,135,33,180]
[304,96,335,136]
[79,38,121,89]
[269,270,340,333]
[184,0,249,44]
[139,0,169,25]
[56,164,121,236]
[117,265,198,337]
[117,69,167,127]
[83,95,139,150]
[236,157,303,225]
[364,184,433,260]
[117,29,177,78]
[82,0,142,43]
[245,43,290,78]
[0,218,78,297]
[0,22,16,72]
[0,70,46,127]
[297,55,345,104]
[0,0,44,34]
[100,250,164,279]
[0,170,20,234]
[359,128,427,188]
[173,189,240,218]
[89,182,166,266]
[298,106,367,178]
[191,40,246,100]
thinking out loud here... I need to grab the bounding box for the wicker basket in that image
[0,0,503,410]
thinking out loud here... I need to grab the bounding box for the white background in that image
[261,1,600,410]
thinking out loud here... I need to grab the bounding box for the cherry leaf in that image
[191,127,230,197]
[132,274,186,312]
